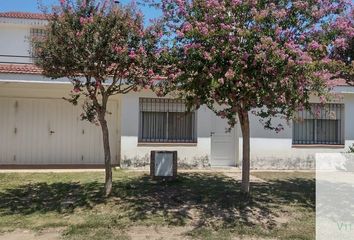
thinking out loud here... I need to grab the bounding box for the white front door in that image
[210,114,236,166]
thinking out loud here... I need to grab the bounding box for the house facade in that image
[0,12,353,169]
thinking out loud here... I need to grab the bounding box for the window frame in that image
[292,103,345,146]
[138,98,198,144]
[29,28,47,58]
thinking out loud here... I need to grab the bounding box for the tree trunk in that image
[238,109,250,194]
[98,113,113,197]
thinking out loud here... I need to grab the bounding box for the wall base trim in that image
[0,164,119,169]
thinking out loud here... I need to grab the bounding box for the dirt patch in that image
[0,228,62,240]
[222,172,266,183]
[126,226,193,240]
[126,226,277,240]
[0,227,278,240]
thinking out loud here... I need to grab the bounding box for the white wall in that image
[236,94,354,169]
[1,79,353,169]
[121,90,354,169]
[0,81,121,166]
[120,90,213,168]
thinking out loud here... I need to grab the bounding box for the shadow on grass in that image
[0,173,314,229]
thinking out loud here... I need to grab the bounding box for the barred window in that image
[139,98,197,143]
[30,28,47,57]
[293,103,344,145]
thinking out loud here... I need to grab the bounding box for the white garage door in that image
[210,114,236,166]
[0,98,120,166]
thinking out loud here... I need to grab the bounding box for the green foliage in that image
[33,0,161,121]
[348,143,354,153]
[159,0,353,129]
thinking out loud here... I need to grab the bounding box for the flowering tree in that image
[331,9,354,82]
[34,0,162,196]
[333,32,354,81]
[159,0,353,193]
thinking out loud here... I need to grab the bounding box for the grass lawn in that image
[0,170,315,240]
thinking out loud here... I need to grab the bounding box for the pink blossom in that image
[258,10,269,20]
[228,35,236,42]
[298,53,313,64]
[278,94,286,103]
[231,0,242,6]
[113,46,124,54]
[332,17,354,36]
[220,23,231,30]
[321,57,331,64]
[308,40,321,50]
[225,69,235,79]
[319,95,326,103]
[333,38,347,49]
[311,6,325,19]
[274,9,287,19]
[81,0,86,8]
[176,0,186,13]
[183,43,201,54]
[276,50,288,61]
[275,124,284,133]
[206,0,221,8]
[76,31,83,37]
[73,87,81,93]
[80,17,86,25]
[203,51,212,61]
[138,46,146,54]
[182,22,193,33]
[148,69,154,76]
[176,30,184,38]
[129,50,136,59]
[218,78,225,85]
[275,27,282,38]
[79,16,94,25]
[242,52,249,61]
[138,30,144,38]
[293,1,309,10]
[199,26,208,35]
[219,111,226,119]
[153,31,163,38]
[168,73,176,79]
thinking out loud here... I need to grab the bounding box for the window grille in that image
[293,103,344,145]
[30,28,47,57]
[139,98,197,143]
[30,28,47,37]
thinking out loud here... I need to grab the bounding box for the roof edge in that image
[0,12,48,21]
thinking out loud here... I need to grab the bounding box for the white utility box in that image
[150,151,177,179]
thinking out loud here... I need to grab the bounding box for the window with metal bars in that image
[30,28,47,57]
[293,103,344,145]
[139,98,197,143]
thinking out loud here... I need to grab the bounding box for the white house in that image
[0,12,353,170]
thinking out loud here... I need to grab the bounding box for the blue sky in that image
[0,0,160,23]
[0,0,58,12]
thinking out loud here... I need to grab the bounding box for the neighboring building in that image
[0,12,353,169]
